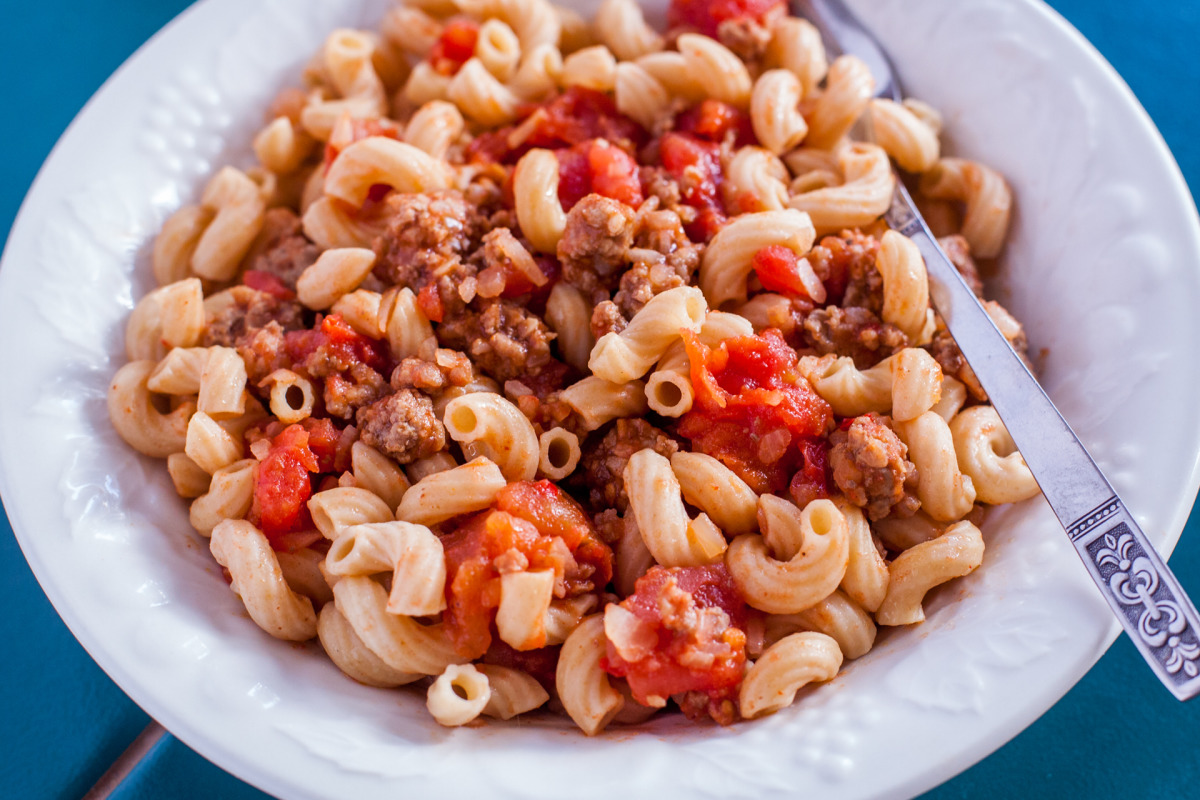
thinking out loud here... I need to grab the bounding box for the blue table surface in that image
[3,2,1199,798]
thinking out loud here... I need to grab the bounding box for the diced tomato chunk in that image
[441,484,614,659]
[788,438,830,508]
[752,244,821,301]
[527,88,647,151]
[284,314,390,374]
[677,329,833,493]
[416,283,444,323]
[242,270,295,300]
[668,0,784,37]
[248,424,319,544]
[657,132,726,241]
[674,99,755,147]
[557,139,644,210]
[429,18,479,76]
[602,564,748,719]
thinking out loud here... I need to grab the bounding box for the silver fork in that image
[793,0,1200,699]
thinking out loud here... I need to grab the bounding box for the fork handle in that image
[888,182,1200,699]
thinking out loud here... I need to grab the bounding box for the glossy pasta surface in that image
[109,0,1037,734]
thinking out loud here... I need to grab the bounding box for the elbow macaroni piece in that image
[185,411,242,475]
[404,100,466,160]
[797,353,894,417]
[670,451,759,537]
[739,632,842,719]
[765,590,877,660]
[538,427,581,480]
[556,614,624,735]
[724,147,790,213]
[896,411,977,522]
[614,61,670,133]
[476,664,550,719]
[296,247,376,310]
[261,369,316,424]
[804,55,874,149]
[189,459,257,536]
[513,148,567,254]
[870,98,940,173]
[589,286,707,383]
[448,58,522,126]
[556,376,648,431]
[592,0,662,61]
[751,70,808,156]
[197,346,247,420]
[307,486,394,540]
[108,361,192,457]
[152,206,212,286]
[788,143,895,233]
[324,137,452,208]
[427,664,492,726]
[350,441,411,511]
[325,520,447,616]
[726,496,850,614]
[318,604,422,688]
[949,405,1039,505]
[876,520,985,626]
[676,34,752,108]
[889,347,943,423]
[167,452,211,499]
[395,456,508,526]
[765,16,827,96]
[561,45,618,92]
[210,519,318,641]
[191,167,267,282]
[624,449,728,568]
[876,230,934,345]
[443,393,540,482]
[544,282,593,372]
[834,499,889,613]
[381,286,436,362]
[475,18,522,82]
[700,209,819,308]
[333,576,462,674]
[918,157,1012,259]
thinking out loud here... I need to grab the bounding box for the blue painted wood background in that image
[2,1,1197,797]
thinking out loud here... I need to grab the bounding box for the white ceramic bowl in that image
[2,0,1198,798]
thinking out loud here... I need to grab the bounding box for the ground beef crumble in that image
[829,413,920,520]
[557,194,637,300]
[355,388,446,463]
[202,287,306,348]
[245,207,320,290]
[807,229,883,312]
[390,349,475,393]
[802,306,908,368]
[580,420,679,512]
[437,299,556,384]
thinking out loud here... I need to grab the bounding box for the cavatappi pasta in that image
[110,0,1038,735]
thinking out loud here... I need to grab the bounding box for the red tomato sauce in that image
[668,0,784,37]
[557,139,644,210]
[677,329,833,493]
[751,244,821,301]
[656,132,727,241]
[441,481,614,659]
[247,423,319,544]
[602,564,748,716]
[429,18,480,76]
[674,99,755,148]
[284,314,391,375]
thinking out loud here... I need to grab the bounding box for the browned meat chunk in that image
[808,230,883,312]
[246,208,320,290]
[639,167,697,226]
[557,194,636,298]
[373,190,475,287]
[236,321,291,387]
[325,363,388,420]
[829,413,919,520]
[390,349,475,393]
[938,234,984,297]
[717,14,775,64]
[356,389,446,463]
[929,328,987,401]
[803,306,908,368]
[580,419,679,512]
[372,190,481,313]
[203,286,305,348]
[590,300,627,340]
[437,299,555,384]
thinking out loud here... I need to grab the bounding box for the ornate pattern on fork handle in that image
[1070,502,1200,690]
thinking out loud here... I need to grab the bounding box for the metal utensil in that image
[794,0,1200,699]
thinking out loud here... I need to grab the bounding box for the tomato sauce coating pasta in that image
[110,0,1038,733]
